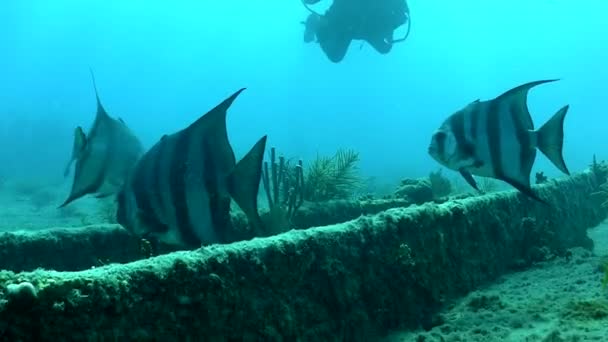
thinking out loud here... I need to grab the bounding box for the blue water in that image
[1,0,606,189]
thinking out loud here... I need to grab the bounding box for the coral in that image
[428,169,452,198]
[6,282,38,308]
[0,170,603,340]
[590,182,608,209]
[388,170,451,205]
[304,148,361,202]
[535,171,548,184]
[562,300,608,321]
[589,155,608,209]
[602,261,608,289]
[394,178,433,204]
[261,147,305,235]
[590,154,608,185]
[139,239,154,259]
[0,169,602,340]
[511,216,566,268]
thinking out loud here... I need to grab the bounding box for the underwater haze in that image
[0,0,606,190]
[4,1,608,340]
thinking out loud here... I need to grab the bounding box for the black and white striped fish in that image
[428,79,570,202]
[60,71,144,207]
[116,88,267,248]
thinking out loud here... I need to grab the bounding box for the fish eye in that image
[434,131,447,143]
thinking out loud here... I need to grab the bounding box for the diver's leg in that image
[316,23,351,62]
[367,36,392,54]
[321,36,351,62]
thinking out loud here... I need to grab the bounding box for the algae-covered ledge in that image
[0,170,605,340]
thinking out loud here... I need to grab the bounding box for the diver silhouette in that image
[301,0,411,63]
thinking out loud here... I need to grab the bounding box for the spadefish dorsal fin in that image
[496,79,559,102]
[188,88,246,131]
[89,68,110,120]
[189,88,247,171]
[495,79,560,130]
[227,135,267,233]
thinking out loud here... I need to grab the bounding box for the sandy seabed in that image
[384,222,608,342]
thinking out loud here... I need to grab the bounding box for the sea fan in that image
[305,148,361,202]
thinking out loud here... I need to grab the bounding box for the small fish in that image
[116,88,267,248]
[428,79,570,202]
[60,70,144,207]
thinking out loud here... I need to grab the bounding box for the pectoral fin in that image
[472,159,484,168]
[64,126,87,177]
[95,193,112,199]
[500,176,548,205]
[459,169,479,191]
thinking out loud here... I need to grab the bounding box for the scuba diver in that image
[301,0,411,63]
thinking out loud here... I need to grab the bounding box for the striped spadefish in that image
[455,88,538,189]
